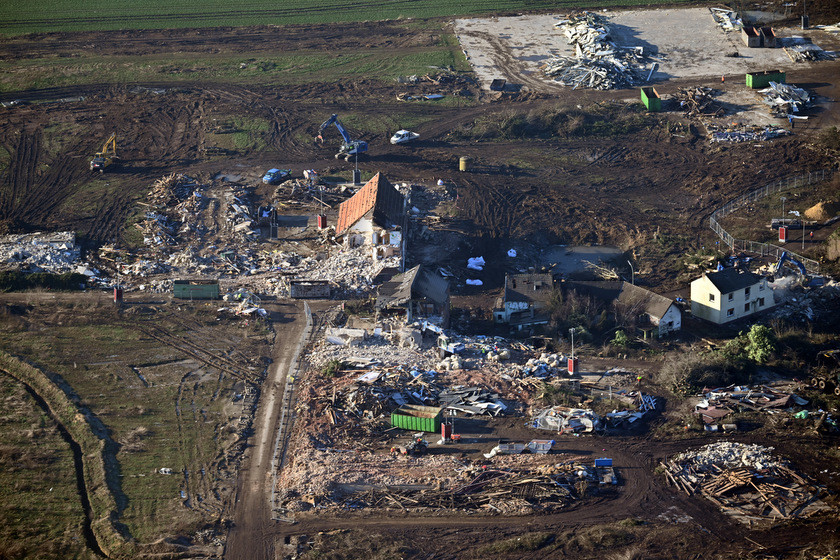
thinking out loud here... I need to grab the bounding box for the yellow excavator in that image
[90,133,118,173]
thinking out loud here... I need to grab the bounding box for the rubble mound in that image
[673,442,782,471]
[804,200,840,221]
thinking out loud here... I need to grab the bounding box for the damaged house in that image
[376,265,450,327]
[567,281,681,337]
[335,172,406,266]
[690,268,774,324]
[494,273,554,330]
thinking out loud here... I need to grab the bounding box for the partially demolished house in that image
[690,269,774,324]
[494,273,554,330]
[566,281,681,337]
[376,265,450,327]
[335,173,406,266]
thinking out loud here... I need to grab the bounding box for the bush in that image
[321,359,342,378]
[0,271,88,292]
[612,330,630,348]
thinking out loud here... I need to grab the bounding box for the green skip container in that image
[640,86,661,112]
[391,404,443,433]
[746,70,785,89]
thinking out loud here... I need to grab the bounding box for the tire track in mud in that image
[0,132,39,220]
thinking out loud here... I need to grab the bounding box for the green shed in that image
[391,404,443,433]
[173,279,220,300]
[640,87,661,112]
[745,70,785,89]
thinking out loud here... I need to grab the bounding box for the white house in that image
[690,268,774,324]
[494,273,554,329]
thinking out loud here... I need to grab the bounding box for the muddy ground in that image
[1,7,840,559]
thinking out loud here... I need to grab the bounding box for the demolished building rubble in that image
[543,12,661,90]
[661,442,829,524]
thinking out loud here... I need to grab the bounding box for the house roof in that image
[505,273,555,304]
[702,268,763,295]
[566,280,676,320]
[376,265,450,310]
[335,173,404,235]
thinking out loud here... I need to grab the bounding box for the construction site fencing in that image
[270,301,312,522]
[709,169,831,274]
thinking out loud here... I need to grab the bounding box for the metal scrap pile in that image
[661,442,828,524]
[709,122,790,143]
[758,81,811,115]
[543,12,659,90]
[676,87,723,117]
[709,7,743,32]
[784,44,836,62]
[531,406,603,433]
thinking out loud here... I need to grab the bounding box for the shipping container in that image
[391,404,443,433]
[640,87,661,111]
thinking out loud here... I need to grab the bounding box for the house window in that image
[728,293,733,301]
[758,297,765,307]
[744,303,750,312]
[709,293,715,302]
[727,308,734,317]
[745,287,751,297]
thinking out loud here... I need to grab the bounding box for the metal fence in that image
[270,301,312,522]
[709,169,831,274]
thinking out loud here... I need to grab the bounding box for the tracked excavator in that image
[90,133,118,173]
[315,114,367,161]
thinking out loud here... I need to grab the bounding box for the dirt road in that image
[225,300,305,560]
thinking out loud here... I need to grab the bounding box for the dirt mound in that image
[804,200,840,221]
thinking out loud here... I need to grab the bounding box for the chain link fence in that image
[709,169,831,274]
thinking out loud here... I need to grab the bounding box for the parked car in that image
[262,168,291,184]
[390,130,419,145]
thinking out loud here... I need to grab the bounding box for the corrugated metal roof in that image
[335,173,404,235]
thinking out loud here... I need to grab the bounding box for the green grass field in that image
[1,0,693,35]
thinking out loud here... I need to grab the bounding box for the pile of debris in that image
[531,406,603,433]
[282,456,606,515]
[708,122,790,143]
[758,82,811,116]
[661,442,828,524]
[147,173,198,207]
[0,231,84,274]
[605,392,658,427]
[695,384,808,427]
[543,12,659,90]
[784,44,836,63]
[676,87,724,118]
[709,7,743,32]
